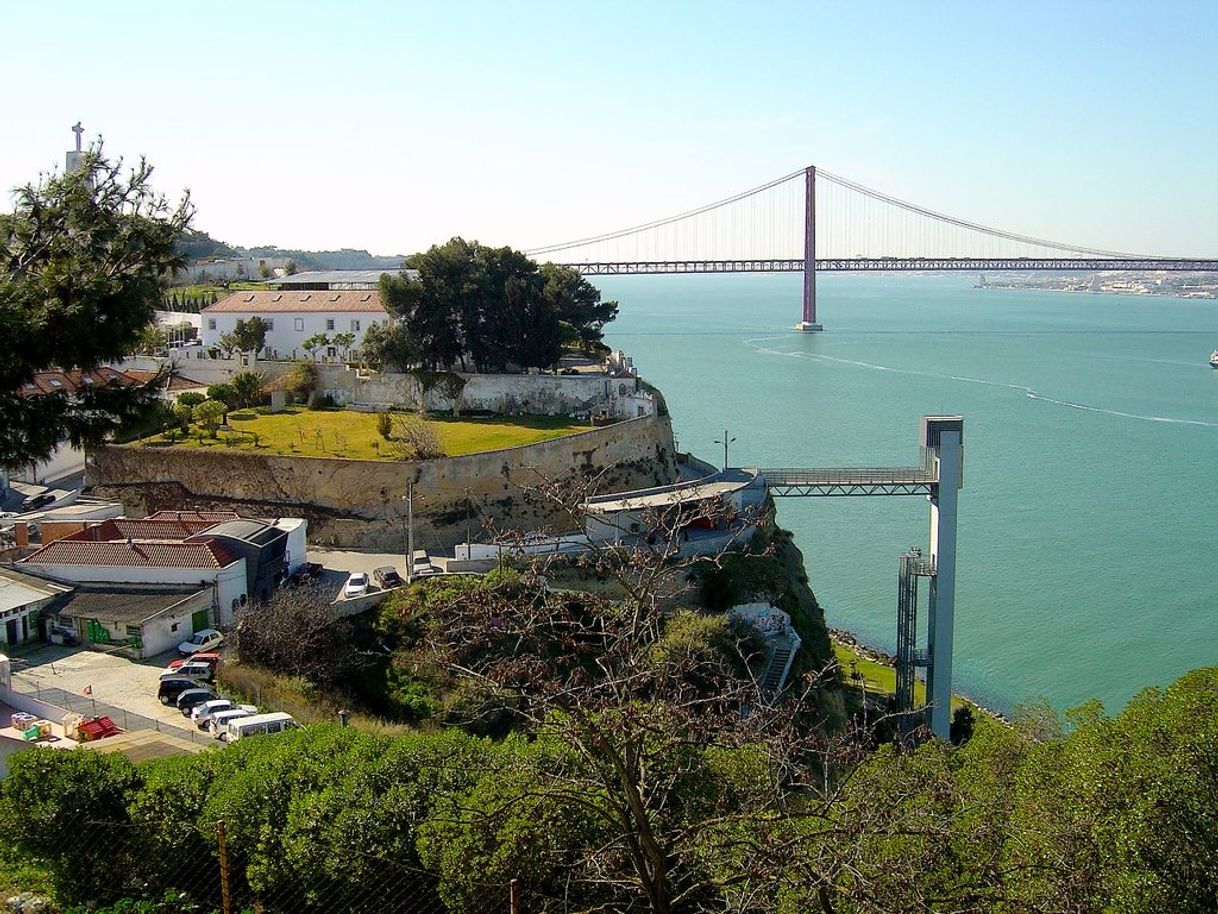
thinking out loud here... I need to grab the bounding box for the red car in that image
[166,651,223,673]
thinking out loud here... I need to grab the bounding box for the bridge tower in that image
[795,165,823,332]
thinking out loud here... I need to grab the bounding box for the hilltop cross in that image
[71,121,83,152]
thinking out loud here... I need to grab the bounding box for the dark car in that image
[21,493,55,512]
[158,676,202,705]
[373,566,403,589]
[176,688,217,715]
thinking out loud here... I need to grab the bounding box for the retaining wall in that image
[89,415,677,550]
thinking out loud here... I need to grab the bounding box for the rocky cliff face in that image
[90,415,677,550]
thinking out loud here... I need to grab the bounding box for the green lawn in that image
[833,641,966,711]
[148,406,592,459]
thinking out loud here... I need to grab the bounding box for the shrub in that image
[284,359,319,402]
[205,383,237,408]
[376,410,393,440]
[194,400,227,438]
[230,370,264,408]
[175,391,205,408]
[390,414,444,460]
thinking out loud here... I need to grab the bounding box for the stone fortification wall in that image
[320,370,656,419]
[137,352,655,419]
[88,416,676,551]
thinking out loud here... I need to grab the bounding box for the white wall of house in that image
[200,310,388,362]
[137,592,214,656]
[18,560,248,623]
[274,518,309,572]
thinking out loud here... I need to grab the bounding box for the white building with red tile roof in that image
[17,538,247,627]
[200,290,390,361]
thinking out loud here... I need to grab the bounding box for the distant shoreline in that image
[977,284,1216,301]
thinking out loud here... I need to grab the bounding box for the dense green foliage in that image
[375,237,617,372]
[3,668,1217,913]
[0,148,191,467]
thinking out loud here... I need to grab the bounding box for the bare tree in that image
[401,469,905,914]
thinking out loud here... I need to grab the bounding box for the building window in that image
[171,623,179,632]
[208,318,217,331]
[326,319,335,331]
[125,625,141,638]
[264,319,274,331]
[327,346,337,358]
[350,319,361,332]
[294,318,304,331]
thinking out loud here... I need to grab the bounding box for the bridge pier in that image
[796,165,822,331]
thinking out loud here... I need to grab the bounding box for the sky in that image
[3,0,1216,257]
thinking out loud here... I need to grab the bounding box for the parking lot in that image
[10,643,214,738]
[307,546,446,600]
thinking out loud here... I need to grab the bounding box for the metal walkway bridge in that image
[526,166,1218,329]
[760,464,938,498]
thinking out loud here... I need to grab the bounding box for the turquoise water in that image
[599,273,1218,715]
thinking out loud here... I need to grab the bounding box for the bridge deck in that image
[562,257,1218,275]
[760,466,937,497]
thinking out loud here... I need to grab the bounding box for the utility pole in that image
[403,484,415,582]
[464,486,472,553]
[216,821,233,914]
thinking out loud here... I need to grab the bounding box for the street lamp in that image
[714,429,736,471]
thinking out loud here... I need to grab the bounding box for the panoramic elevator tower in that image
[894,417,964,739]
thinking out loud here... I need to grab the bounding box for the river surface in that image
[598,273,1218,715]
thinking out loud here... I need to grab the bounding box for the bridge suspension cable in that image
[814,168,1153,260]
[526,165,1184,265]
[525,167,805,257]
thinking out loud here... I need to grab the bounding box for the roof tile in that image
[202,290,388,314]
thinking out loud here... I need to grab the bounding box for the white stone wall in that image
[322,370,657,419]
[200,310,389,361]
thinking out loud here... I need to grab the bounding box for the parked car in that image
[176,688,217,715]
[158,677,202,705]
[344,573,369,598]
[178,628,224,657]
[411,550,440,577]
[191,699,256,729]
[225,712,300,743]
[21,493,55,512]
[160,661,214,683]
[208,707,254,737]
[166,651,222,673]
[373,566,403,589]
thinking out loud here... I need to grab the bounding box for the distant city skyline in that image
[4,0,1216,257]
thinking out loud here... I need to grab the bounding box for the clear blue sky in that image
[3,0,1216,256]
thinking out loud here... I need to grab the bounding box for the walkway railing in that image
[760,464,938,497]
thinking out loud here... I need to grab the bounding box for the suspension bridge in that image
[526,166,1218,330]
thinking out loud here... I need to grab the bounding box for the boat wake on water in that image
[742,336,1218,429]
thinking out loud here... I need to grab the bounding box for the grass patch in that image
[217,661,411,736]
[832,640,966,711]
[148,405,592,459]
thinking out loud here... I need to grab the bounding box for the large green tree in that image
[540,262,619,354]
[380,238,599,373]
[0,148,191,467]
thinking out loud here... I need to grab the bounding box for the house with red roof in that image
[14,528,249,658]
[200,289,390,361]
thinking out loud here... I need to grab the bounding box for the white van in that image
[208,707,254,737]
[224,712,299,742]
